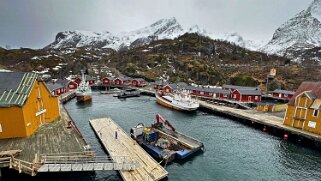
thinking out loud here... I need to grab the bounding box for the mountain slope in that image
[262,0,321,63]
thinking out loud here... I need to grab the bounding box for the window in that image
[255,96,258,100]
[284,94,288,98]
[313,109,319,117]
[233,94,237,99]
[200,92,204,95]
[0,123,2,133]
[70,84,74,88]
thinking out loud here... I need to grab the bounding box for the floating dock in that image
[89,118,168,181]
[198,100,321,142]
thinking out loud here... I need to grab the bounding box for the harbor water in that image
[3,92,321,180]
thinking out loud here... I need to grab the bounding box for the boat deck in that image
[89,118,168,181]
[158,128,203,149]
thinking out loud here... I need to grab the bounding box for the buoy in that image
[283,134,288,140]
[262,126,267,132]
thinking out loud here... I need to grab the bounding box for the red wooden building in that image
[272,89,295,100]
[153,81,168,90]
[163,84,179,93]
[101,77,114,85]
[74,75,96,86]
[85,75,96,85]
[190,87,231,99]
[67,80,78,90]
[231,89,262,102]
[114,77,132,85]
[131,78,148,87]
[74,77,82,85]
[46,82,67,96]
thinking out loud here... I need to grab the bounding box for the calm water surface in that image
[6,92,320,181]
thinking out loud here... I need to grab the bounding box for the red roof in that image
[288,82,321,106]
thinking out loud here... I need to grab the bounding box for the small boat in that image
[156,91,199,111]
[116,88,140,98]
[76,71,92,102]
[100,88,121,94]
[130,114,204,163]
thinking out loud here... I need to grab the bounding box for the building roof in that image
[0,72,38,107]
[154,80,168,86]
[134,78,146,81]
[189,86,230,94]
[85,75,95,81]
[234,89,262,96]
[56,79,70,87]
[272,89,295,95]
[310,99,321,109]
[165,83,178,90]
[223,84,259,90]
[103,77,114,80]
[288,82,321,106]
[45,82,64,91]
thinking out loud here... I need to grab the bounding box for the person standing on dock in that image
[115,131,118,139]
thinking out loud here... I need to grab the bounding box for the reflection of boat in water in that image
[116,88,141,98]
[76,71,92,102]
[156,91,199,111]
[100,88,121,94]
[130,114,204,163]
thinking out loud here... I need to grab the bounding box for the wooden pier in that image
[60,90,76,103]
[90,118,168,181]
[199,100,321,142]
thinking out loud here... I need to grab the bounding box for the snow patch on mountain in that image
[47,17,266,51]
[262,0,321,62]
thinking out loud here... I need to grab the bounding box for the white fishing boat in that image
[156,91,199,111]
[76,71,92,102]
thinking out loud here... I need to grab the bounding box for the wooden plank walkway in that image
[90,118,168,181]
[199,100,321,141]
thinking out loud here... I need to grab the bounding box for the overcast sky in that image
[0,0,313,49]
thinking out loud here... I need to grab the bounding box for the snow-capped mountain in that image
[208,32,267,51]
[46,17,263,51]
[47,18,187,50]
[262,0,321,63]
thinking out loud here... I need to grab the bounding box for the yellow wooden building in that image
[0,72,59,139]
[283,82,321,134]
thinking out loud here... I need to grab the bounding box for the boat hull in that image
[156,95,198,111]
[76,95,92,102]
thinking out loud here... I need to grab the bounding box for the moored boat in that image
[100,88,121,94]
[156,91,199,111]
[130,114,204,163]
[76,71,92,102]
[116,88,141,98]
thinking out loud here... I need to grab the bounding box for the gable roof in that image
[189,86,230,94]
[154,80,168,86]
[103,77,114,80]
[223,84,259,91]
[310,99,321,109]
[134,78,146,81]
[0,72,38,107]
[56,79,70,87]
[272,89,295,95]
[288,82,321,106]
[45,82,64,91]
